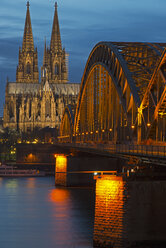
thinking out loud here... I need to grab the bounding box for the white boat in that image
[0,165,45,177]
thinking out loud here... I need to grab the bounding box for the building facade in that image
[3,2,80,132]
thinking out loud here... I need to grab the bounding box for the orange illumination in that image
[26,153,36,162]
[102,129,105,132]
[94,175,124,246]
[131,125,135,129]
[96,131,98,133]
[90,132,93,134]
[49,188,69,203]
[27,178,35,188]
[55,155,67,186]
[96,176,123,200]
[147,123,151,127]
[55,155,67,171]
[86,132,88,135]
[109,128,112,132]
[82,133,84,135]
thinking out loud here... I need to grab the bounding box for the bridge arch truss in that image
[59,105,74,143]
[60,42,166,144]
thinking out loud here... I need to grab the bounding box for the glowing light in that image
[26,153,36,162]
[94,172,98,176]
[10,151,16,154]
[26,141,30,144]
[147,123,151,127]
[96,131,99,134]
[131,125,135,129]
[94,175,124,246]
[102,130,105,132]
[49,189,69,203]
[96,176,123,200]
[55,155,67,172]
[90,132,93,134]
[86,132,88,135]
[82,133,84,135]
[109,128,112,132]
[55,155,67,186]
[32,139,38,144]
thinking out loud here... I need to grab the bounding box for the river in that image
[1,176,166,248]
[0,177,94,248]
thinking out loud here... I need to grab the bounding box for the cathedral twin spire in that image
[22,1,34,52]
[50,2,62,53]
[16,1,68,84]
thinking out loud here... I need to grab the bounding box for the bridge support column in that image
[93,174,166,248]
[55,154,121,187]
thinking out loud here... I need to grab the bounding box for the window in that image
[45,100,51,117]
[26,63,31,75]
[54,63,59,75]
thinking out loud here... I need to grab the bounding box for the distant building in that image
[3,2,80,132]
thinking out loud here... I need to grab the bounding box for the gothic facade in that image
[3,2,80,132]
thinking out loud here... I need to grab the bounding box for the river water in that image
[1,176,166,248]
[0,177,94,248]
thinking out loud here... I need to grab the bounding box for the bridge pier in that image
[93,174,166,248]
[55,154,122,187]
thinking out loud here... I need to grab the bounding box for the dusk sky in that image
[1,0,166,116]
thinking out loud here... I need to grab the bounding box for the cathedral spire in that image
[50,2,62,53]
[43,38,47,66]
[22,1,34,52]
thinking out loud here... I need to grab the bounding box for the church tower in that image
[16,1,39,83]
[41,3,68,83]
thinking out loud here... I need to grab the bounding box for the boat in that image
[0,165,45,177]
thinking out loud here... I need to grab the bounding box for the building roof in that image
[7,82,80,95]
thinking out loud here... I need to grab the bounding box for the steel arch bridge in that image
[59,105,74,143]
[60,42,166,144]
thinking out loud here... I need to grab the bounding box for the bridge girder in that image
[139,48,166,141]
[74,42,166,143]
[60,42,166,144]
[59,105,74,142]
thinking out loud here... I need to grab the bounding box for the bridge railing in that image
[59,141,166,158]
[71,142,166,158]
[116,144,166,158]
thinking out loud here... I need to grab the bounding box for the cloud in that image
[1,0,166,116]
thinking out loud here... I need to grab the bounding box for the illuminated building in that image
[3,2,80,132]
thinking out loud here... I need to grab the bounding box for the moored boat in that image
[0,165,45,177]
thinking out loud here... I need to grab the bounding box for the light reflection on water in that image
[0,177,94,248]
[1,176,166,248]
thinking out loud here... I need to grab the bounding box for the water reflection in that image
[26,178,36,188]
[49,188,70,203]
[94,175,166,248]
[5,179,18,192]
[0,177,93,248]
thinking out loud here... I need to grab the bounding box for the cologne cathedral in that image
[3,2,80,132]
